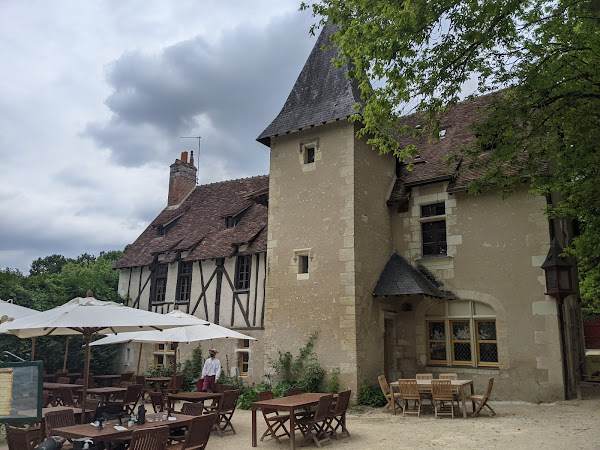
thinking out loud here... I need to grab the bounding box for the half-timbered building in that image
[113,152,268,381]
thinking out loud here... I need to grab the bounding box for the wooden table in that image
[82,387,127,406]
[93,374,121,386]
[146,376,172,391]
[52,413,196,443]
[390,379,474,418]
[251,393,330,450]
[43,383,83,406]
[166,391,223,410]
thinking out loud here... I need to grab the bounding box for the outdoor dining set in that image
[379,373,496,419]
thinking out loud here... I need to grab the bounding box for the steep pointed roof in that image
[257,23,363,146]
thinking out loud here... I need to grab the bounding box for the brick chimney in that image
[168,151,197,206]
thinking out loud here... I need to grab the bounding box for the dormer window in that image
[225,206,250,229]
[157,225,165,236]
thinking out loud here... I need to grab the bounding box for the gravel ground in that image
[2,383,599,449]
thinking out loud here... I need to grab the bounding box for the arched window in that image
[426,301,498,368]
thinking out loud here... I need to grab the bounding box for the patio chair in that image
[129,425,170,450]
[431,379,458,418]
[257,390,290,444]
[286,387,303,396]
[216,384,234,393]
[135,374,149,402]
[325,389,351,440]
[398,379,422,417]
[439,373,458,380]
[55,377,70,384]
[6,425,40,450]
[166,414,216,450]
[415,373,434,406]
[163,374,184,396]
[58,387,79,408]
[149,390,165,413]
[467,377,496,417]
[213,389,241,437]
[82,398,100,422]
[378,375,402,415]
[53,371,68,382]
[179,402,204,416]
[109,383,143,415]
[296,394,333,448]
[44,409,75,439]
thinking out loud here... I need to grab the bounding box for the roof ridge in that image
[195,174,269,188]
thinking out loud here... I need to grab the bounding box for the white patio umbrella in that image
[90,309,256,374]
[0,299,40,360]
[5,292,200,423]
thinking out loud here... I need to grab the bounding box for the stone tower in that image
[257,24,395,392]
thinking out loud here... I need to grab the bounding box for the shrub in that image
[327,368,341,394]
[358,380,386,407]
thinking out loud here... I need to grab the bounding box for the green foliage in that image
[181,345,205,391]
[327,368,341,394]
[302,0,600,312]
[0,250,125,372]
[358,380,386,407]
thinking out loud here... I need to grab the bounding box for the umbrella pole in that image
[63,336,70,372]
[136,342,143,376]
[173,342,179,374]
[30,337,35,361]
[81,333,92,424]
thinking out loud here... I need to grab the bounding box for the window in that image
[422,221,447,256]
[421,203,445,217]
[300,140,318,165]
[305,145,315,164]
[154,342,175,368]
[151,264,168,304]
[154,354,164,368]
[234,255,252,290]
[225,216,236,228]
[157,225,165,236]
[425,301,498,367]
[225,207,249,229]
[176,261,193,303]
[299,255,309,274]
[241,339,250,349]
[240,353,249,376]
[156,343,165,351]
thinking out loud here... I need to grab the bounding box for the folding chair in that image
[167,414,216,450]
[325,389,351,439]
[431,379,458,418]
[181,402,205,416]
[378,375,402,415]
[398,379,422,417]
[129,425,169,450]
[149,390,165,413]
[296,394,333,448]
[257,390,290,444]
[438,373,458,380]
[415,373,433,380]
[213,390,241,436]
[467,377,496,416]
[109,384,143,415]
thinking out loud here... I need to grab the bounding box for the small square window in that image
[305,146,315,164]
[299,255,309,274]
[421,202,445,217]
[241,339,250,349]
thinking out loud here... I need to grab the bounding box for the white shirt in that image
[202,357,221,379]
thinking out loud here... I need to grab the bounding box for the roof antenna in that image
[181,136,201,185]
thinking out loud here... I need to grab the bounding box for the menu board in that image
[0,361,42,424]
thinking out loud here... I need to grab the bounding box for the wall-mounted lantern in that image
[541,238,574,301]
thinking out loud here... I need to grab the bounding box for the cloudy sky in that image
[0,1,318,273]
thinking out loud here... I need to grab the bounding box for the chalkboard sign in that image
[0,361,43,424]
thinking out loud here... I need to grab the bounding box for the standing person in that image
[201,348,221,392]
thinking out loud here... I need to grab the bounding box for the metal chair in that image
[166,414,216,450]
[257,390,290,444]
[128,425,170,450]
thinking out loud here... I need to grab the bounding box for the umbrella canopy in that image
[5,294,200,422]
[90,309,256,373]
[0,299,39,334]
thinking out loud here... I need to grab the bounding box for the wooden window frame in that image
[241,339,250,349]
[239,353,249,376]
[154,354,164,368]
[156,343,165,352]
[176,261,193,304]
[450,320,473,366]
[150,264,168,304]
[235,255,252,291]
[475,320,499,368]
[422,220,447,256]
[421,202,445,218]
[426,320,447,365]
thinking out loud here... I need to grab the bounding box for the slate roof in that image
[256,23,363,146]
[373,253,447,298]
[114,176,269,269]
[388,94,496,202]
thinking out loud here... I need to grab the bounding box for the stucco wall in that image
[388,184,564,401]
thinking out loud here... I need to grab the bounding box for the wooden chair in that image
[415,373,434,406]
[467,377,496,416]
[6,426,40,450]
[135,374,149,402]
[44,409,75,439]
[431,379,458,418]
[397,379,422,417]
[82,398,101,422]
[129,425,169,450]
[167,414,216,450]
[110,383,143,415]
[58,387,78,407]
[257,390,290,444]
[285,387,302,396]
[439,373,458,380]
[149,390,165,413]
[296,394,333,448]
[55,377,70,384]
[181,402,205,416]
[213,389,241,437]
[378,375,402,415]
[325,389,351,439]
[216,384,234,393]
[53,371,68,382]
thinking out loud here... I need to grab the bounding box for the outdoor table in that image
[93,374,122,386]
[81,387,127,406]
[43,383,84,406]
[251,393,332,450]
[146,376,172,392]
[52,413,196,444]
[390,379,475,418]
[166,391,223,410]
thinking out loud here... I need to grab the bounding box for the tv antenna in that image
[181,136,201,185]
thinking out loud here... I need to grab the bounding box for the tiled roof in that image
[256,23,363,146]
[389,94,495,201]
[373,253,447,298]
[114,176,269,269]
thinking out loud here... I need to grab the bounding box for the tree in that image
[302,0,600,311]
[29,254,68,276]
